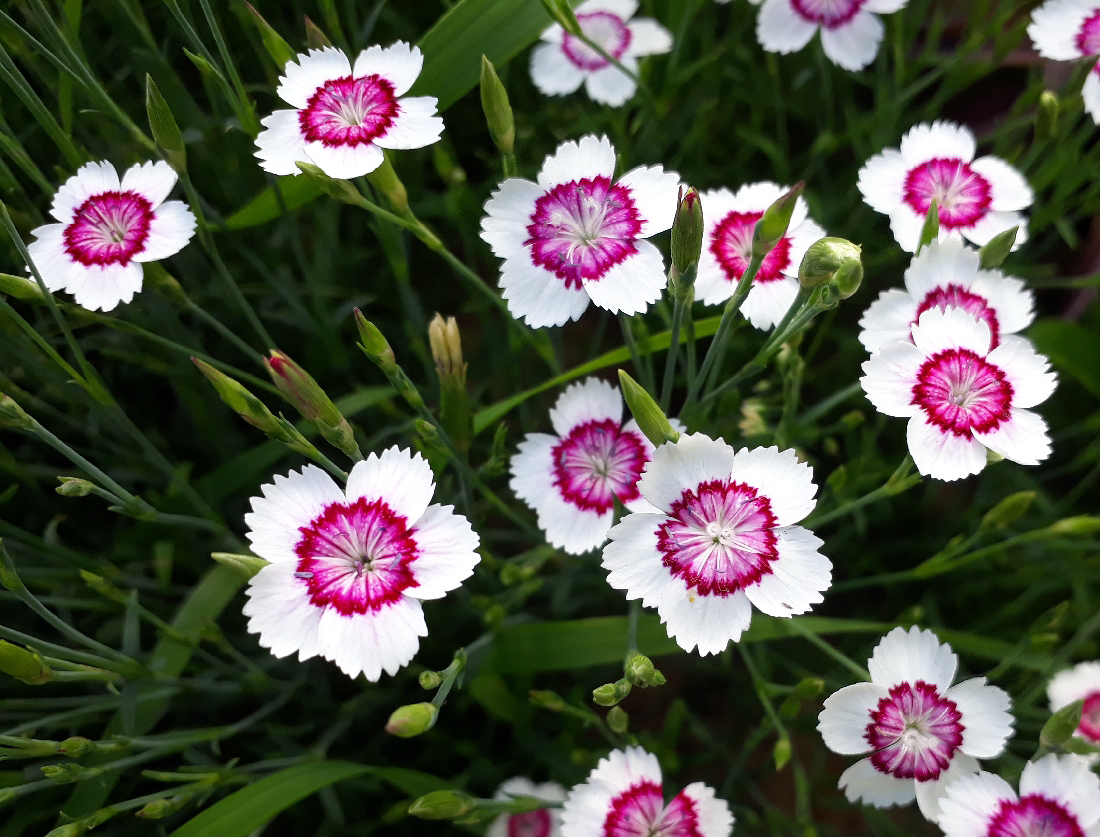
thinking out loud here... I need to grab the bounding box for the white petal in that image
[742,276,800,330]
[578,0,639,18]
[677,782,734,837]
[961,209,1029,249]
[254,109,309,176]
[1048,661,1100,711]
[345,446,436,523]
[616,164,681,238]
[639,433,737,515]
[744,526,831,616]
[858,290,919,353]
[303,140,384,179]
[499,256,591,327]
[937,771,1015,837]
[352,41,423,97]
[1085,68,1100,124]
[903,237,980,298]
[277,47,352,108]
[135,201,196,262]
[550,377,623,435]
[868,626,958,691]
[69,262,144,312]
[906,414,989,481]
[529,43,587,96]
[1027,0,1092,60]
[973,408,1052,466]
[911,306,992,356]
[243,563,324,661]
[859,340,923,417]
[1020,753,1100,826]
[121,161,178,207]
[49,161,121,224]
[946,676,1014,759]
[584,59,639,107]
[316,596,426,681]
[730,445,817,525]
[26,224,79,292]
[582,240,666,316]
[538,135,617,188]
[888,205,927,253]
[818,682,888,755]
[407,503,480,600]
[819,11,884,72]
[969,271,1034,336]
[864,0,908,11]
[986,338,1057,408]
[914,753,980,821]
[970,156,1033,212]
[536,491,616,554]
[374,96,443,150]
[756,0,819,54]
[480,177,545,258]
[510,432,559,509]
[900,121,976,166]
[838,757,917,807]
[625,18,673,56]
[656,576,755,654]
[732,180,786,211]
[857,148,908,215]
[603,512,672,606]
[246,464,347,564]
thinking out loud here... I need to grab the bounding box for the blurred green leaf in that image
[1029,319,1100,399]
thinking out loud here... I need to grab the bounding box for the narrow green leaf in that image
[145,74,186,173]
[916,200,939,255]
[242,2,296,69]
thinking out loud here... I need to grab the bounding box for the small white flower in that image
[857,121,1033,253]
[511,377,675,555]
[1028,0,1100,123]
[860,307,1056,481]
[602,433,830,655]
[26,161,196,312]
[560,746,733,837]
[857,238,1035,354]
[1048,660,1100,748]
[755,0,909,72]
[487,778,566,837]
[938,754,1100,837]
[242,448,479,681]
[695,182,826,329]
[255,44,443,179]
[480,134,680,327]
[531,0,672,107]
[817,626,1014,822]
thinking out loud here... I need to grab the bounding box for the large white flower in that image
[1028,0,1100,123]
[860,307,1056,481]
[857,238,1035,354]
[480,135,680,327]
[255,44,443,179]
[25,161,195,312]
[1048,660,1100,749]
[938,754,1100,837]
[857,121,1033,252]
[695,182,826,329]
[602,433,830,655]
[817,626,1014,822]
[487,777,566,837]
[530,0,672,107]
[560,746,733,837]
[510,377,672,555]
[755,0,909,72]
[242,448,480,681]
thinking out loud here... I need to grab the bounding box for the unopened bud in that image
[419,670,444,690]
[529,690,566,711]
[43,824,85,837]
[386,702,439,738]
[144,264,190,305]
[429,314,471,454]
[593,678,632,707]
[0,271,46,302]
[145,75,187,174]
[671,187,703,281]
[830,258,863,300]
[266,351,341,426]
[773,736,792,771]
[296,161,364,200]
[981,491,1034,531]
[1040,699,1083,751]
[978,226,1019,269]
[137,795,188,819]
[429,315,465,381]
[1047,516,1100,536]
[366,154,410,215]
[303,16,332,49]
[618,370,679,447]
[752,182,804,258]
[798,237,862,290]
[625,654,665,687]
[1036,91,1059,143]
[56,477,96,497]
[0,394,33,430]
[192,358,276,432]
[211,552,269,579]
[58,737,96,758]
[0,640,52,685]
[408,789,476,820]
[480,56,515,155]
[42,763,89,783]
[606,705,629,734]
[244,4,297,69]
[353,310,397,371]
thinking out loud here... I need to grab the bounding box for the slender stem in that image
[798,381,862,426]
[805,455,918,529]
[660,289,687,413]
[431,652,467,709]
[625,599,641,662]
[787,618,871,681]
[737,645,790,751]
[618,314,654,393]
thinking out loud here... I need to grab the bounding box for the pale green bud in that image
[56,477,96,497]
[606,705,629,735]
[752,182,803,259]
[671,187,703,281]
[211,552,269,579]
[0,394,33,430]
[366,154,410,215]
[385,702,439,738]
[145,75,187,174]
[419,670,444,690]
[1040,699,1083,751]
[980,491,1034,531]
[480,56,515,155]
[353,310,397,371]
[407,789,475,820]
[978,226,1019,270]
[798,237,862,290]
[592,679,632,706]
[0,640,52,685]
[0,271,46,302]
[617,370,680,447]
[243,3,297,69]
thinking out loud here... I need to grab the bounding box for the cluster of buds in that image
[428,314,472,454]
[798,237,863,308]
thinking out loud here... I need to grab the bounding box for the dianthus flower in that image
[1048,661,1100,749]
[860,307,1056,481]
[602,433,830,655]
[937,754,1100,837]
[255,44,443,179]
[530,0,672,107]
[480,135,680,327]
[753,0,909,71]
[26,161,195,312]
[242,448,479,681]
[510,377,673,555]
[487,778,566,837]
[857,121,1032,253]
[817,626,1014,821]
[560,746,733,837]
[1028,0,1100,123]
[695,182,826,329]
[857,238,1034,354]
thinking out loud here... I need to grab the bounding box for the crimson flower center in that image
[911,347,1013,437]
[552,419,647,514]
[904,158,992,229]
[526,176,642,289]
[710,209,791,284]
[294,497,418,615]
[299,74,399,147]
[987,794,1086,837]
[866,680,964,780]
[913,284,1001,349]
[1079,691,1100,742]
[790,0,867,28]
[603,781,703,837]
[1076,10,1100,56]
[508,809,553,837]
[656,479,778,597]
[562,12,632,71]
[63,190,153,267]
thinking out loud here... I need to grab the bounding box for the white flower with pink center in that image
[25,161,196,312]
[560,746,733,837]
[818,626,1014,822]
[530,0,673,107]
[695,182,826,329]
[755,0,908,71]
[242,448,479,681]
[1048,661,1100,751]
[254,43,443,180]
[487,778,566,837]
[860,306,1056,482]
[510,377,675,555]
[937,754,1100,837]
[1029,0,1100,123]
[480,135,680,327]
[601,433,830,655]
[857,238,1035,354]
[857,121,1033,253]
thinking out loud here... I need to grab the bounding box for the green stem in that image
[787,618,871,681]
[805,455,918,529]
[660,288,687,413]
[618,314,654,393]
[737,645,790,756]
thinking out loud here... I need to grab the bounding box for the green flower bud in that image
[43,824,85,837]
[617,370,680,447]
[1047,516,1100,536]
[56,477,96,497]
[1036,91,1059,143]
[916,200,940,254]
[0,639,51,685]
[480,56,515,156]
[419,670,444,690]
[407,789,475,820]
[79,570,128,604]
[978,226,1018,270]
[366,154,410,215]
[830,258,863,300]
[671,187,704,280]
[752,182,804,259]
[773,736,792,771]
[0,271,46,302]
[1040,699,1083,751]
[607,705,629,735]
[303,16,333,49]
[265,351,341,426]
[0,394,33,430]
[192,358,277,432]
[296,161,364,201]
[137,795,188,819]
[592,678,632,707]
[57,737,96,758]
[625,654,665,687]
[529,690,566,711]
[42,763,89,783]
[145,74,187,174]
[980,491,1034,531]
[353,310,397,372]
[385,702,439,738]
[243,3,297,69]
[798,237,862,290]
[211,552,269,579]
[429,314,472,454]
